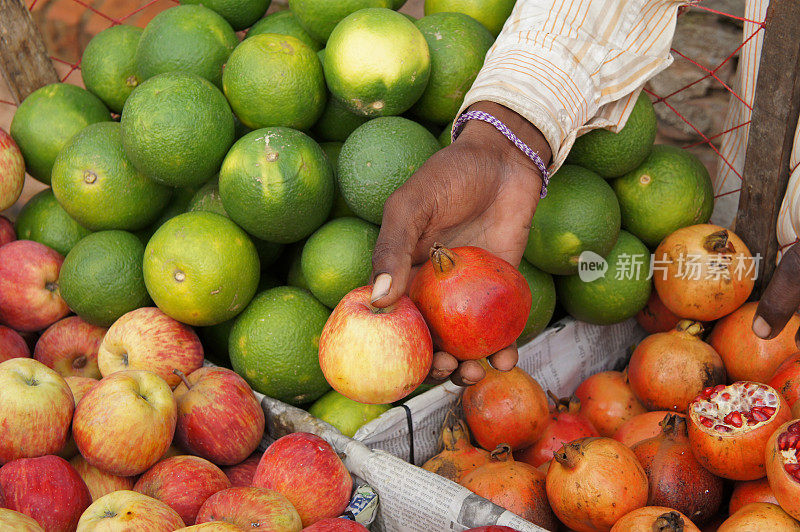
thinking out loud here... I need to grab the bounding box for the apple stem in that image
[173,369,192,389]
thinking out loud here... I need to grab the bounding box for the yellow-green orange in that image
[567,92,657,178]
[121,72,235,188]
[612,145,714,247]
[311,88,369,143]
[219,127,333,243]
[301,217,379,308]
[143,211,260,326]
[517,259,556,344]
[223,34,326,131]
[51,122,170,231]
[58,230,151,327]
[439,122,453,147]
[134,5,237,87]
[524,165,621,275]
[180,0,270,31]
[319,142,355,218]
[14,189,91,256]
[135,185,198,243]
[247,10,321,51]
[284,242,310,290]
[412,12,493,125]
[229,286,331,405]
[424,0,514,35]
[288,0,392,43]
[308,390,390,437]
[324,8,431,117]
[10,83,110,185]
[80,25,143,113]
[338,117,439,224]
[557,230,652,325]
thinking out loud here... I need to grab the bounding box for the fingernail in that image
[371,273,392,303]
[753,316,772,339]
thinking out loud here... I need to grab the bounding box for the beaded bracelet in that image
[451,110,551,198]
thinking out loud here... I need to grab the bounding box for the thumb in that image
[370,188,432,308]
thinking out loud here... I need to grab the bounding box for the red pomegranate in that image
[409,244,531,360]
[709,302,800,383]
[765,419,800,520]
[614,411,684,447]
[686,381,792,480]
[631,414,723,524]
[653,225,754,322]
[514,393,598,467]
[717,502,800,531]
[769,352,800,417]
[460,445,557,531]
[301,518,369,531]
[610,507,700,532]
[545,437,648,532]
[574,370,647,436]
[462,364,549,451]
[636,290,682,334]
[729,478,778,515]
[422,411,491,483]
[627,321,726,412]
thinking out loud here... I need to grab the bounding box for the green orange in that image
[14,189,91,256]
[247,10,322,51]
[424,0,515,36]
[80,25,143,113]
[288,0,392,43]
[180,0,271,31]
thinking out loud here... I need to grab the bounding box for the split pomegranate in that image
[765,419,800,520]
[717,502,800,531]
[627,321,726,412]
[631,414,723,524]
[460,445,557,531]
[610,507,700,532]
[422,411,490,483]
[653,224,754,321]
[729,478,778,515]
[708,302,800,383]
[545,437,648,532]
[462,364,549,451]
[614,411,684,447]
[636,290,682,334]
[574,370,647,436]
[514,392,599,467]
[686,381,792,480]
[769,352,800,417]
[409,244,531,360]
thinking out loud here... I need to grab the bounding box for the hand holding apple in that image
[73,370,177,476]
[173,367,265,466]
[0,455,91,532]
[76,490,185,531]
[0,358,73,464]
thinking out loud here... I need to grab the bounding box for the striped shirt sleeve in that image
[459,0,686,171]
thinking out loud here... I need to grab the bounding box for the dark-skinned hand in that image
[753,242,800,345]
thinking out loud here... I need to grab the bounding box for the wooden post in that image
[735,0,800,297]
[0,0,58,103]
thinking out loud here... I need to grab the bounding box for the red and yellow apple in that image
[222,452,261,488]
[0,215,15,247]
[0,508,44,531]
[98,307,204,388]
[69,454,135,501]
[134,455,231,526]
[253,433,352,527]
[0,240,70,332]
[0,325,30,362]
[174,367,265,466]
[76,490,185,530]
[176,523,243,531]
[195,487,302,531]
[59,376,99,460]
[73,370,177,476]
[0,358,73,464]
[0,455,91,532]
[34,316,106,379]
[319,286,432,404]
[302,518,369,531]
[0,127,25,211]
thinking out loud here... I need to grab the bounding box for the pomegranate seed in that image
[715,424,732,433]
[788,434,800,449]
[785,463,800,475]
[699,416,715,428]
[702,387,714,398]
[751,409,769,422]
[780,432,793,451]
[723,411,743,428]
[789,422,800,435]
[714,384,726,392]
[760,406,776,416]
[721,392,731,401]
